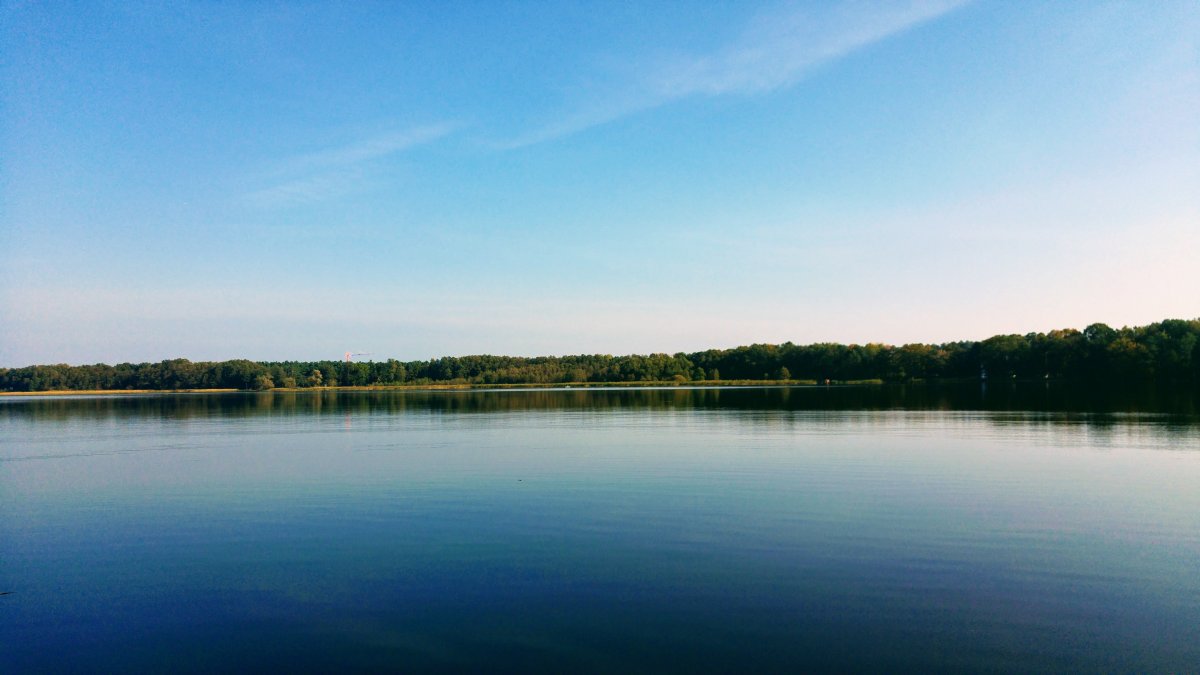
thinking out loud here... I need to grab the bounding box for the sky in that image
[2,0,1197,365]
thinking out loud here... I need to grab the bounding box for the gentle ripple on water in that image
[1,387,1198,672]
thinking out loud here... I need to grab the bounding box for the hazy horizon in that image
[3,315,1198,370]
[3,1,1197,365]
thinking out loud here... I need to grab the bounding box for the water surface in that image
[3,386,1199,672]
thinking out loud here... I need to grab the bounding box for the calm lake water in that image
[3,386,1199,672]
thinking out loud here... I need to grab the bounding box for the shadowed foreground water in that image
[2,386,1199,672]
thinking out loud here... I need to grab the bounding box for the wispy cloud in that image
[278,123,458,175]
[502,0,970,147]
[245,167,372,209]
[247,122,457,207]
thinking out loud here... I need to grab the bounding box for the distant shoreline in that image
[0,388,241,397]
[0,379,901,397]
[4,319,1197,393]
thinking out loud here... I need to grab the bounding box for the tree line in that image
[2,319,1198,392]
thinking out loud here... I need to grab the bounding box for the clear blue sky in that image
[2,1,1197,365]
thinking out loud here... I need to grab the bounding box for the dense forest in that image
[2,319,1198,392]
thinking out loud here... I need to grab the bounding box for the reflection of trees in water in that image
[2,384,1197,424]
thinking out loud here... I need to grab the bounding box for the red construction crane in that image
[344,352,373,363]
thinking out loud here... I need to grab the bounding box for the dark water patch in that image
[2,382,1199,423]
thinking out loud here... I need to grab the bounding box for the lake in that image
[2,385,1199,672]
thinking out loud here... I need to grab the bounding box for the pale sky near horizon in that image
[2,0,1197,366]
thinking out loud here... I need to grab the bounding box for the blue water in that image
[2,388,1199,672]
